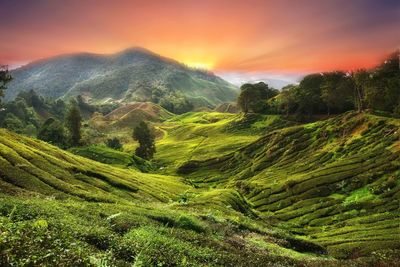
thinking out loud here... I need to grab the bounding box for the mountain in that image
[5,48,238,108]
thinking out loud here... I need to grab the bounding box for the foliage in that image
[133,121,156,160]
[237,82,279,113]
[37,118,67,148]
[159,91,194,114]
[0,90,70,136]
[66,103,83,146]
[6,48,238,108]
[275,51,400,118]
[105,137,123,150]
[0,65,12,106]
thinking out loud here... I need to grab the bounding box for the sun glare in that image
[185,61,214,70]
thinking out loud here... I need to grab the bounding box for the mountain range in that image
[5,48,238,108]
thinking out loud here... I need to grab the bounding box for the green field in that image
[1,111,399,266]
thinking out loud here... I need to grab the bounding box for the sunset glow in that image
[1,0,399,73]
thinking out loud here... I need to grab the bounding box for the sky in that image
[1,0,399,83]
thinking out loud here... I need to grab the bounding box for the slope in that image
[6,48,238,107]
[154,112,294,174]
[0,128,188,203]
[179,112,400,258]
[0,128,346,266]
[90,102,173,130]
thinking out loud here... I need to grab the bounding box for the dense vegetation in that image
[6,48,238,111]
[239,51,400,119]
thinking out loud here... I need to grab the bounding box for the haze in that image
[1,0,399,82]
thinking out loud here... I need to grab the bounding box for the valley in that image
[0,108,399,266]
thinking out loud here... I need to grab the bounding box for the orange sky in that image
[1,0,399,73]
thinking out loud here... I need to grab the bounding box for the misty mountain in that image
[6,48,238,108]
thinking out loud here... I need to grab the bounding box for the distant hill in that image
[6,48,238,108]
[90,102,173,130]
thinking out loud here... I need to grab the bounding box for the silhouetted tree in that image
[351,70,369,113]
[321,71,354,115]
[237,82,278,114]
[66,103,82,146]
[132,121,155,160]
[0,65,12,106]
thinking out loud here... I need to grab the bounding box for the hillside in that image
[154,112,294,174]
[0,127,344,266]
[1,113,399,265]
[0,128,188,202]
[90,102,173,130]
[5,48,238,108]
[178,112,400,258]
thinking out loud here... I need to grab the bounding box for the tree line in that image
[237,51,400,119]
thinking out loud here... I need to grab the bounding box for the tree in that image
[280,85,298,116]
[296,73,325,116]
[3,113,24,133]
[105,137,123,150]
[0,65,12,106]
[321,71,354,115]
[38,118,67,147]
[66,103,82,146]
[366,51,400,113]
[351,70,369,113]
[132,121,155,160]
[237,82,278,114]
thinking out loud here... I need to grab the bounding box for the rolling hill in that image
[0,112,399,265]
[178,112,400,258]
[5,48,238,108]
[0,127,341,266]
[90,102,173,130]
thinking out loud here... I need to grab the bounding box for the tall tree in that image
[66,103,82,146]
[321,71,354,115]
[296,73,325,115]
[0,65,12,106]
[132,121,155,160]
[280,85,298,116]
[237,82,278,114]
[351,70,369,113]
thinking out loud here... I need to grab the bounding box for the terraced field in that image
[180,112,400,258]
[154,112,294,173]
[1,111,399,265]
[0,128,188,202]
[0,127,342,266]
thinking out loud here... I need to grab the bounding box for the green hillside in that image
[0,128,339,266]
[0,112,399,266]
[179,112,400,258]
[154,112,294,174]
[90,102,173,131]
[0,128,188,202]
[5,48,238,108]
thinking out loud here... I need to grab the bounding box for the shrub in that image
[105,137,123,150]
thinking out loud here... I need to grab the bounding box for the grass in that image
[1,111,399,265]
[180,111,400,259]
[154,112,294,174]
